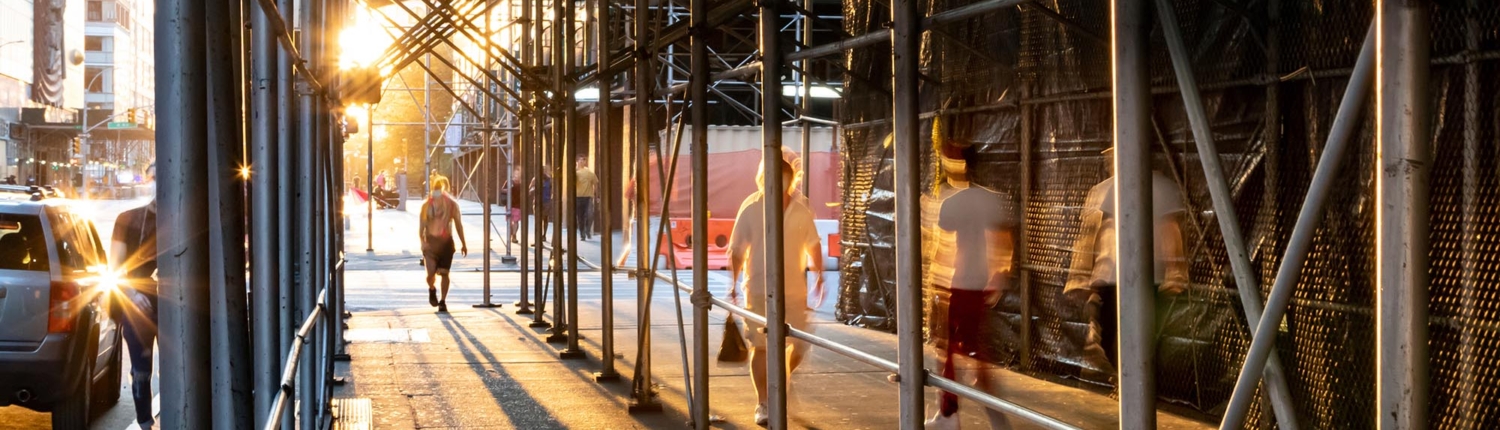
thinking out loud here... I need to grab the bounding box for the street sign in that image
[107,121,135,129]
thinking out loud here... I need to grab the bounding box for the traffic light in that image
[72,137,80,154]
[125,108,136,124]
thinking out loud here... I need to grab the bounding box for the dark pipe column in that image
[890,0,922,425]
[274,0,296,426]
[594,0,619,380]
[546,0,570,344]
[530,0,552,330]
[759,0,788,425]
[295,0,320,427]
[688,0,710,423]
[155,0,211,424]
[206,0,252,426]
[562,0,585,358]
[516,0,533,315]
[627,0,660,411]
[1111,0,1155,427]
[249,0,282,425]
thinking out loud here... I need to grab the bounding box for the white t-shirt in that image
[1079,171,1185,286]
[938,185,1015,291]
[729,191,821,306]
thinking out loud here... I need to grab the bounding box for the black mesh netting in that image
[834,0,1500,427]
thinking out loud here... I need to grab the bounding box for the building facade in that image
[0,0,87,187]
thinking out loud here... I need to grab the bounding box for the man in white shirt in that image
[727,157,825,426]
[923,122,1016,430]
[1064,148,1189,377]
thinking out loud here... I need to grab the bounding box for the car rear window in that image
[0,214,49,271]
[49,212,104,273]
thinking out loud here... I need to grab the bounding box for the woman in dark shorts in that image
[420,176,467,312]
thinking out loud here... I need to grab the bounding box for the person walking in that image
[726,157,825,426]
[420,176,468,313]
[110,197,159,429]
[615,151,664,268]
[508,170,524,244]
[574,156,599,241]
[923,138,1017,430]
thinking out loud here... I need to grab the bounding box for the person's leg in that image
[1099,288,1118,368]
[425,251,439,307]
[750,346,769,404]
[438,268,451,302]
[122,318,157,426]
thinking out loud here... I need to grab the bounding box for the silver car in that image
[0,196,123,429]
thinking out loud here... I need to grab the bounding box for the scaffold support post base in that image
[515,306,534,315]
[334,353,351,362]
[472,303,503,309]
[332,377,347,386]
[558,349,586,359]
[529,320,552,328]
[501,255,518,265]
[594,372,620,382]
[545,333,568,343]
[628,400,663,413]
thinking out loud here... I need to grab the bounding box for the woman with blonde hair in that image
[420,176,468,312]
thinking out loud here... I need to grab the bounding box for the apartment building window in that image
[85,36,113,52]
[85,66,112,94]
[86,0,130,29]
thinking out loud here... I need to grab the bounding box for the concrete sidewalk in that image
[334,199,1214,429]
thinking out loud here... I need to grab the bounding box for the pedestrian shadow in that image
[437,314,691,428]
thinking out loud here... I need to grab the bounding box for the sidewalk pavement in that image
[334,199,1214,429]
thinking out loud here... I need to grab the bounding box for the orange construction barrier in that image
[657,217,735,270]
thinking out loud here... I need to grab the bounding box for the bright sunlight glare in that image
[339,6,393,70]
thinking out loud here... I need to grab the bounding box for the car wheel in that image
[52,350,93,430]
[93,329,123,408]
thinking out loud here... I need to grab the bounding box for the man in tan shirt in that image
[575,156,599,240]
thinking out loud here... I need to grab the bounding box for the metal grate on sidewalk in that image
[332,398,373,430]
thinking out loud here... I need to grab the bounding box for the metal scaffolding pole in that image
[529,0,550,329]
[274,0,296,427]
[517,0,536,316]
[478,0,503,309]
[547,0,570,345]
[595,0,620,381]
[628,0,660,411]
[562,0,585,358]
[1153,1,1298,427]
[156,0,211,424]
[797,0,812,198]
[1217,25,1375,429]
[891,0,924,426]
[760,0,789,426]
[207,0,252,426]
[688,0,710,423]
[1376,1,1431,427]
[249,1,282,424]
[295,0,321,427]
[1111,0,1154,427]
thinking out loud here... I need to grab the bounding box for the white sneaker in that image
[754,403,770,426]
[925,410,960,430]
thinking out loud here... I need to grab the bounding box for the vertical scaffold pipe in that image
[688,0,710,424]
[629,0,660,411]
[890,0,923,426]
[206,0,252,426]
[595,0,620,381]
[1376,1,1431,427]
[1153,1,1299,427]
[249,0,282,425]
[1110,0,1155,427]
[759,0,788,426]
[562,0,585,357]
[155,0,211,424]
[275,0,296,427]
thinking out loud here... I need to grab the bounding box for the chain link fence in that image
[835,0,1500,427]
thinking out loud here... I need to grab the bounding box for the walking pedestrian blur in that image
[110,191,159,428]
[921,123,1016,429]
[615,151,663,268]
[726,157,825,426]
[1063,147,1189,380]
[532,169,552,243]
[508,170,524,244]
[420,176,468,313]
[574,156,599,241]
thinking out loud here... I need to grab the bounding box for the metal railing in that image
[263,258,344,430]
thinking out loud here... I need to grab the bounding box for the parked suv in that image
[0,194,123,429]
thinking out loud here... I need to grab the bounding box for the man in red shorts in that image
[925,122,1016,430]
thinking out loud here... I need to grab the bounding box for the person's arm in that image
[726,208,752,306]
[806,238,825,309]
[1063,210,1102,300]
[452,200,468,256]
[1159,215,1188,295]
[986,226,1015,306]
[418,201,429,245]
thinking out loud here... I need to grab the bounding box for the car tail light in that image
[48,281,81,333]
